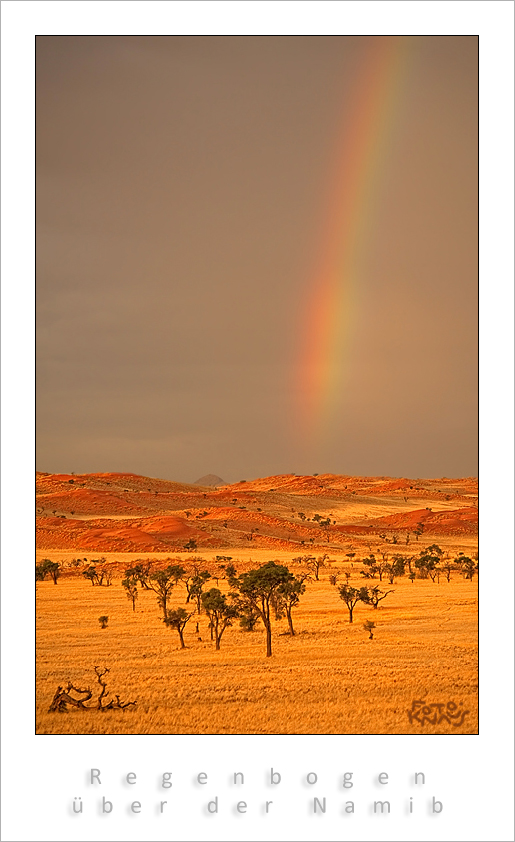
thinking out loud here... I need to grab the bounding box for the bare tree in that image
[48,666,136,712]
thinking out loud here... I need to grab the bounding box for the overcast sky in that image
[36,35,477,483]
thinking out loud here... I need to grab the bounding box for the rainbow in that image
[296,37,411,444]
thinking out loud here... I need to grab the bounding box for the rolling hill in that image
[36,471,478,553]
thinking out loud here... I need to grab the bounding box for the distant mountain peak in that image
[194,474,226,487]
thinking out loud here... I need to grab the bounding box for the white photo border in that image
[2,2,513,841]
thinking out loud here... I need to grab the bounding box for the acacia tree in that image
[228,561,297,657]
[441,557,455,582]
[404,555,414,575]
[362,586,394,610]
[214,556,233,584]
[185,567,212,613]
[273,576,306,636]
[48,560,60,584]
[387,555,406,584]
[149,565,185,620]
[338,584,370,623]
[36,559,60,584]
[457,555,476,580]
[293,554,326,581]
[124,561,153,589]
[363,620,376,639]
[230,594,260,632]
[201,588,240,650]
[96,564,113,587]
[238,604,260,631]
[416,544,444,582]
[121,575,139,611]
[309,554,328,580]
[360,555,379,579]
[376,551,391,582]
[83,565,99,586]
[164,607,193,648]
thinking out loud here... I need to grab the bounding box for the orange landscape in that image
[36,470,478,735]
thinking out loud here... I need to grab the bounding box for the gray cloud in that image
[37,36,477,482]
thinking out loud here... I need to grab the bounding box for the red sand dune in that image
[36,471,478,552]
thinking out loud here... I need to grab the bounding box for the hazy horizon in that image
[37,36,478,484]
[35,467,478,486]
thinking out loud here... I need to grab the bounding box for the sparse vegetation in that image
[36,470,477,735]
[36,552,478,734]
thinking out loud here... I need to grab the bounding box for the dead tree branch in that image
[48,667,137,712]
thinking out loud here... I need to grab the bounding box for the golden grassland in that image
[36,553,477,736]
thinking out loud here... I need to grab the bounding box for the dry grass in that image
[36,557,477,735]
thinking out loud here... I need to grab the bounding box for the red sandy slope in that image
[36,471,478,551]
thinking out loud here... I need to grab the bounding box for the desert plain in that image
[36,471,478,735]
